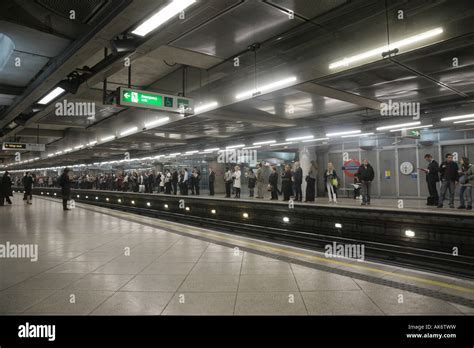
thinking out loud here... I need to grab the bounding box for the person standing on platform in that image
[193,167,201,195]
[183,168,189,195]
[355,159,375,206]
[324,162,339,204]
[305,161,318,202]
[209,167,215,196]
[281,164,293,201]
[269,166,279,200]
[23,172,33,205]
[171,169,178,195]
[457,157,473,210]
[0,171,13,206]
[419,154,439,206]
[232,165,241,198]
[438,153,459,208]
[246,168,256,197]
[59,168,71,211]
[224,167,232,198]
[255,163,265,199]
[293,161,303,202]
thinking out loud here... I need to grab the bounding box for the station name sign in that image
[2,142,45,151]
[117,87,194,115]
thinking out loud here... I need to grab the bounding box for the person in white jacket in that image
[232,165,241,198]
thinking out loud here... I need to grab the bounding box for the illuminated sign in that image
[342,159,360,177]
[118,87,193,115]
[2,143,45,151]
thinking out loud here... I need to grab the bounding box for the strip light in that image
[131,0,196,37]
[243,146,261,150]
[37,87,65,105]
[144,117,169,128]
[376,121,420,131]
[302,137,329,142]
[120,126,138,136]
[326,130,361,137]
[441,114,474,122]
[87,141,97,146]
[204,147,220,152]
[286,135,313,141]
[101,135,115,142]
[341,132,374,138]
[235,76,297,100]
[226,144,245,149]
[453,119,474,124]
[389,124,433,132]
[329,28,443,69]
[194,101,218,113]
[270,142,293,147]
[253,140,276,145]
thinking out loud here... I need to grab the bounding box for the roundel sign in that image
[342,159,360,177]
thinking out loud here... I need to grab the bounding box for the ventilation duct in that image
[0,33,15,71]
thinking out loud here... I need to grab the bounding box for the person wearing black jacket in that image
[23,172,33,205]
[171,169,178,195]
[193,167,201,195]
[293,161,303,202]
[0,171,13,206]
[281,164,293,201]
[269,166,279,200]
[437,153,459,208]
[419,154,439,206]
[59,168,72,211]
[208,167,215,196]
[355,159,375,206]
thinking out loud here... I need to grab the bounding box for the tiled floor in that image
[0,194,473,315]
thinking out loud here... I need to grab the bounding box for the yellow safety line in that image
[78,201,474,295]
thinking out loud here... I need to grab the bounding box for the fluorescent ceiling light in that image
[37,87,66,105]
[441,114,474,122]
[101,135,115,142]
[302,137,329,142]
[47,154,54,157]
[131,0,196,37]
[390,124,433,132]
[120,126,138,136]
[64,148,72,152]
[453,119,474,124]
[185,150,199,154]
[204,147,220,152]
[253,140,275,145]
[74,145,84,150]
[194,101,218,113]
[87,141,97,146]
[286,135,313,141]
[226,144,245,149]
[326,130,361,137]
[270,142,293,147]
[376,121,420,131]
[55,151,63,155]
[169,152,181,156]
[329,27,443,69]
[243,146,261,150]
[341,132,374,138]
[235,76,297,100]
[144,117,169,128]
[34,157,39,160]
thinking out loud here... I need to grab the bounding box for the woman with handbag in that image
[232,165,241,198]
[323,162,338,204]
[305,161,318,202]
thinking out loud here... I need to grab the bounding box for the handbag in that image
[331,178,338,187]
[459,175,466,185]
[267,184,273,192]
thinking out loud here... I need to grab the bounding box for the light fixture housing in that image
[376,121,420,131]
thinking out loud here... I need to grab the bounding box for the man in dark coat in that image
[437,153,459,208]
[419,154,439,206]
[23,172,33,205]
[356,159,375,206]
[208,167,215,196]
[0,171,13,206]
[293,161,303,201]
[59,168,72,211]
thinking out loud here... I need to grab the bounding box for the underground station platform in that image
[1,0,474,346]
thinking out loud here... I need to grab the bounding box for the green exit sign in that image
[117,87,194,115]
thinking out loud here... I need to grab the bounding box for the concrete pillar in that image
[299,145,317,198]
[208,160,226,194]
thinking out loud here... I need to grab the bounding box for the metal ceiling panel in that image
[266,0,348,20]
[170,0,305,58]
[0,52,49,87]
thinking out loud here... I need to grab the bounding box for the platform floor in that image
[0,193,473,315]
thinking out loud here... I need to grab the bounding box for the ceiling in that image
[1,0,474,169]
